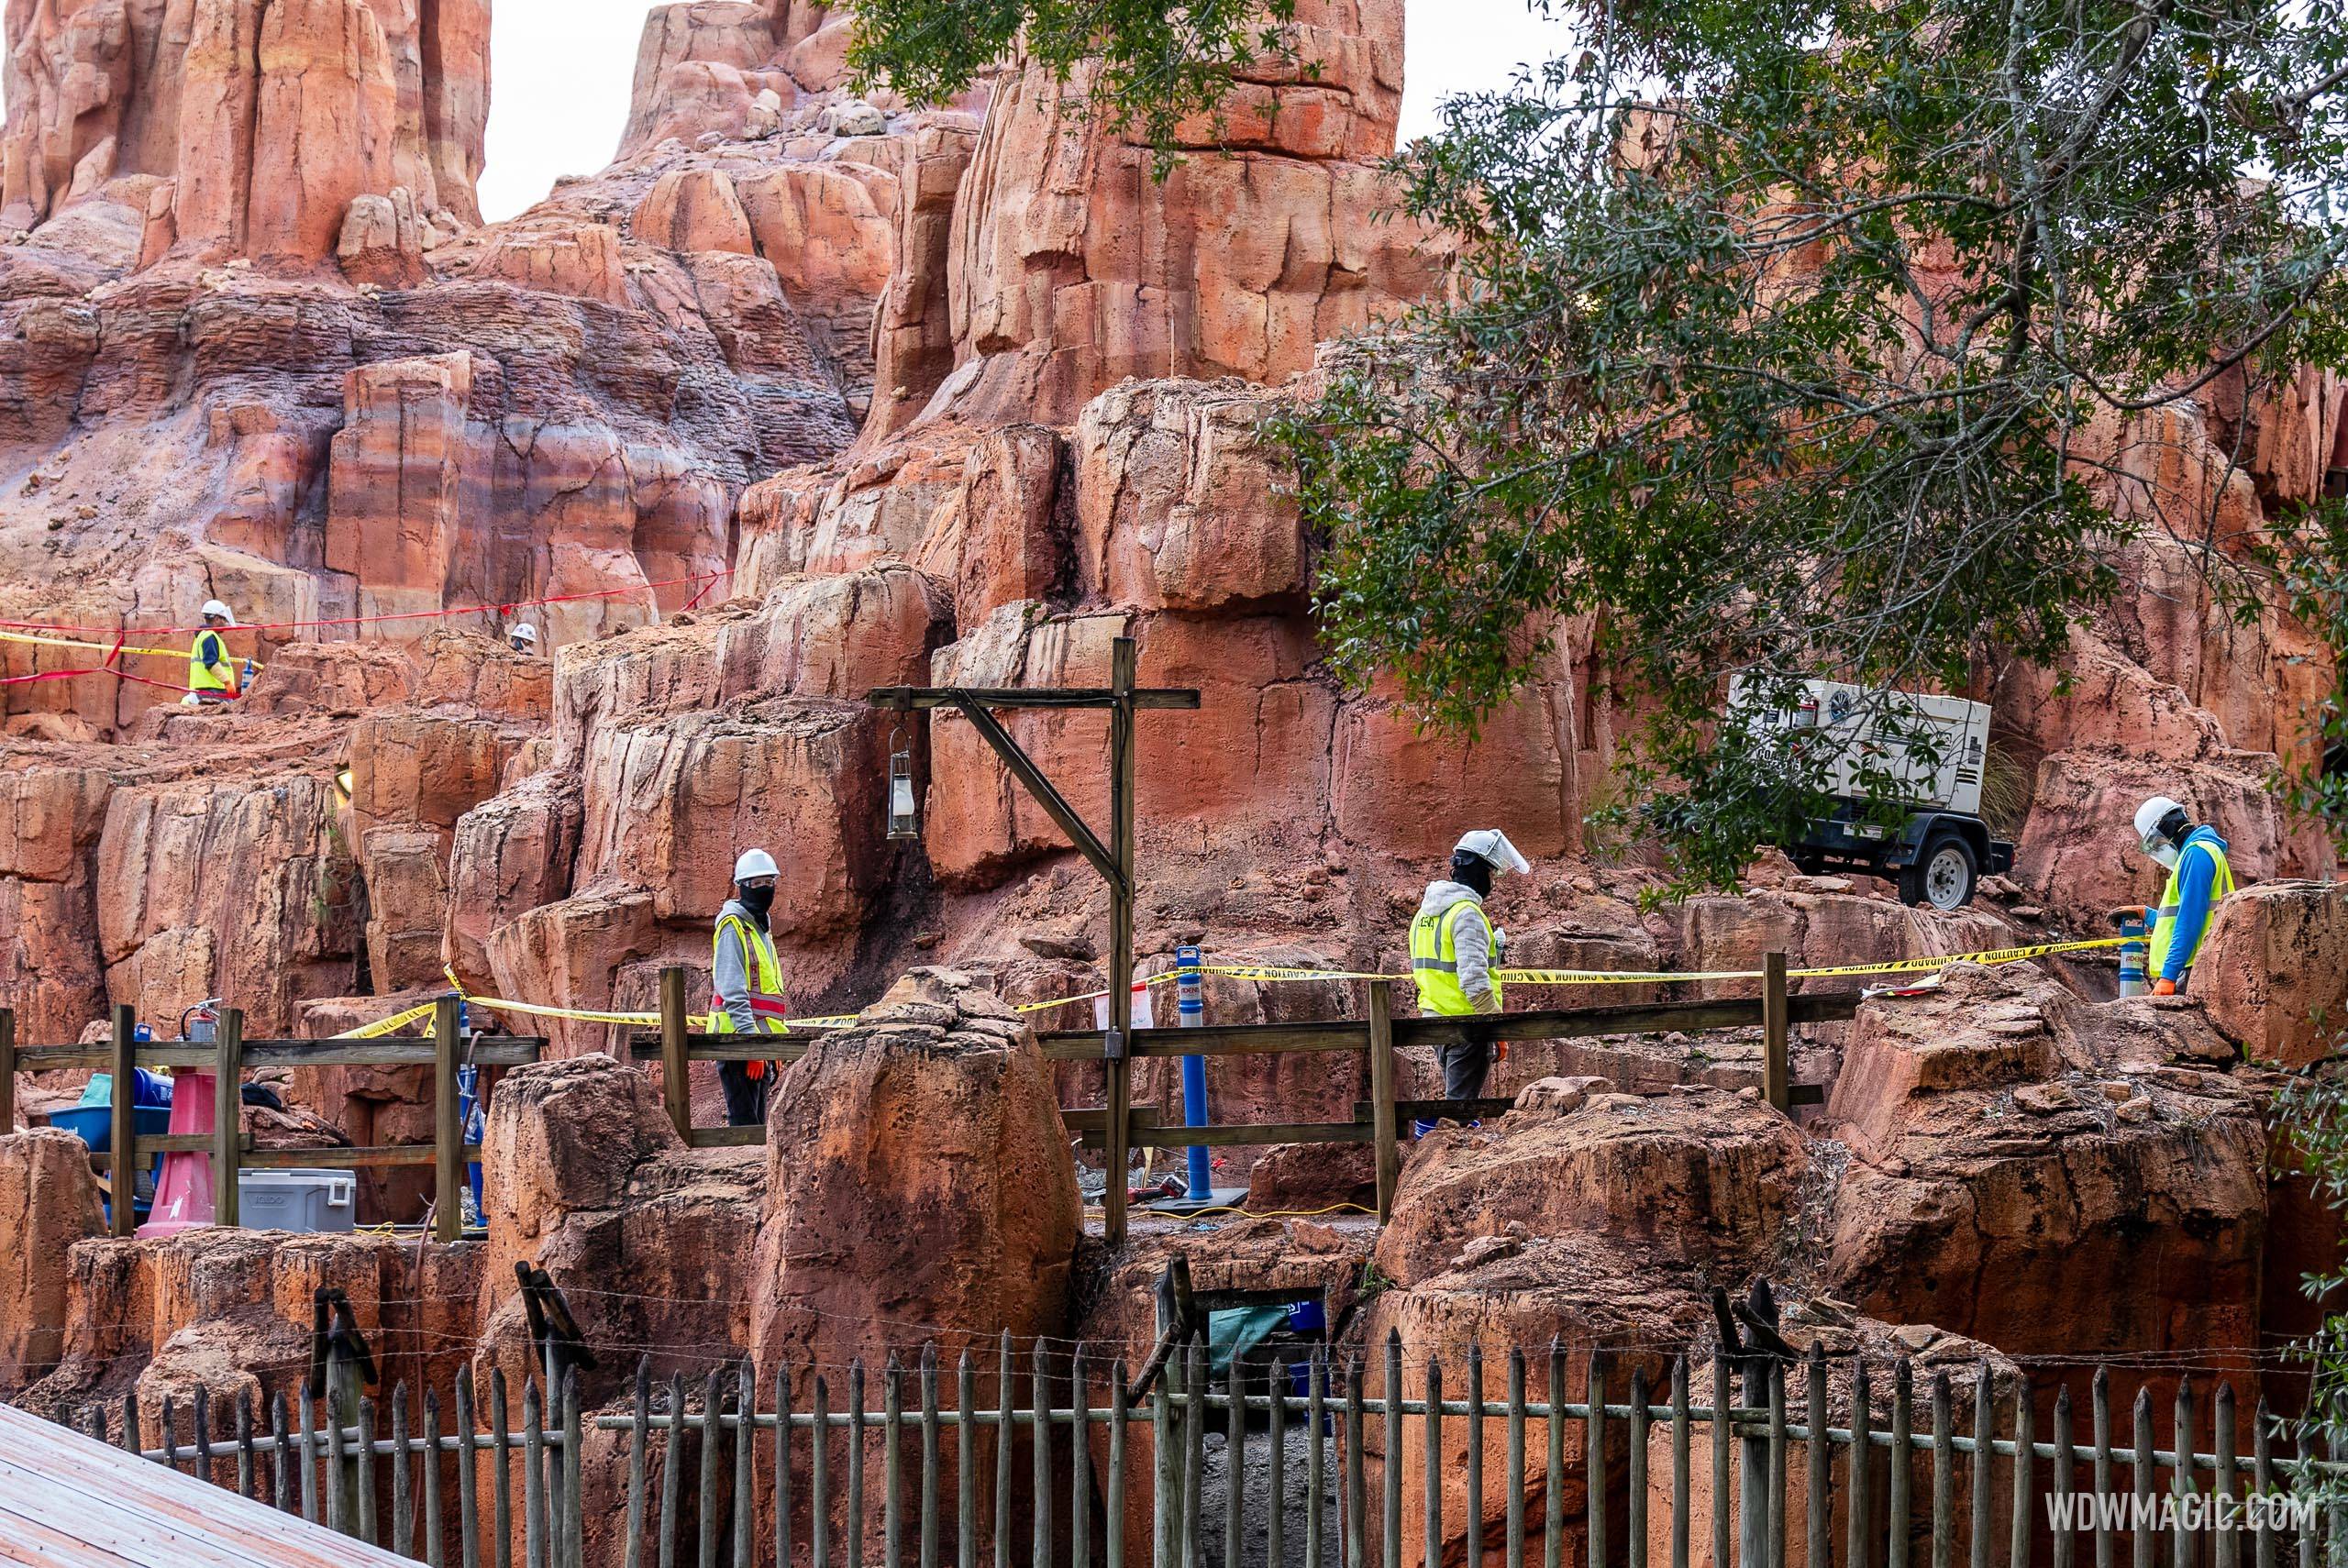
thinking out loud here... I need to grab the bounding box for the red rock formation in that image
[2193,881,2348,1065]
[1817,966,2266,1367]
[750,969,1077,1374]
[0,1131,105,1389]
[1,0,487,257]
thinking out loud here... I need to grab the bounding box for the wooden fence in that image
[0,999,544,1241]
[22,1337,2331,1568]
[628,955,1860,1220]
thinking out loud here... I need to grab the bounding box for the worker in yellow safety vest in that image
[1409,828,1532,1129]
[712,846,788,1125]
[2121,796,2237,996]
[183,601,240,704]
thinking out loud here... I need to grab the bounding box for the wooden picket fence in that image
[26,1338,2333,1568]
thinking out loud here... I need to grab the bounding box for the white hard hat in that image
[2133,796,2187,843]
[510,623,538,644]
[734,847,780,882]
[200,600,233,624]
[1453,828,1532,876]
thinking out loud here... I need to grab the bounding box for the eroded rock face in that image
[750,969,1080,1379]
[1375,1085,1806,1288]
[2193,881,2348,1065]
[0,0,489,250]
[1818,966,2267,1362]
[942,6,1443,427]
[0,1131,106,1392]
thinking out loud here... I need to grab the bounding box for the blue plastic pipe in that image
[1177,945,1212,1199]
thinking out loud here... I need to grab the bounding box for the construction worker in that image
[2123,796,2235,995]
[712,847,788,1125]
[510,623,539,656]
[1410,828,1532,1124]
[183,601,239,705]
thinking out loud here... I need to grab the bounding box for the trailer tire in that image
[1899,834,1977,911]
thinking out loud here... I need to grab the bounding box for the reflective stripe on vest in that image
[1409,897,1501,1016]
[712,913,789,1038]
[187,630,235,694]
[2146,832,2235,977]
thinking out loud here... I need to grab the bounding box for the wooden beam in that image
[1104,636,1138,1248]
[11,1038,542,1070]
[659,967,692,1141]
[866,687,1201,712]
[433,997,463,1242]
[1036,993,1865,1060]
[1058,1105,1161,1133]
[1127,1121,1375,1150]
[108,1005,135,1237]
[628,1036,816,1065]
[212,1010,243,1228]
[685,1125,770,1149]
[1368,980,1399,1223]
[240,1144,484,1169]
[1763,953,1790,1114]
[952,696,1122,889]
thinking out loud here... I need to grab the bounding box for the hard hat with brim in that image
[734,847,780,882]
[200,600,234,624]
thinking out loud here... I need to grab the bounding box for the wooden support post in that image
[659,966,691,1141]
[213,1010,243,1228]
[328,1349,364,1537]
[433,997,462,1243]
[0,1007,15,1135]
[1368,980,1400,1223]
[1103,636,1136,1247]
[1762,951,1790,1113]
[110,1003,136,1237]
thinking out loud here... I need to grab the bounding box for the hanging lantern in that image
[887,735,920,841]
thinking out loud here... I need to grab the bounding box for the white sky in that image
[477,0,1577,220]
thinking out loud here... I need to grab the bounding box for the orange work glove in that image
[2152,977,2177,997]
[1495,1041,1510,1063]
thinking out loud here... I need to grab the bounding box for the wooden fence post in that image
[213,1009,243,1228]
[1368,980,1399,1223]
[0,1006,15,1135]
[659,966,691,1141]
[110,1003,137,1237]
[433,997,462,1243]
[1762,952,1789,1114]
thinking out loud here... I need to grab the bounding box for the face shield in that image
[2142,831,2180,868]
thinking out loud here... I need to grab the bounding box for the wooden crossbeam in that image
[866,687,1201,711]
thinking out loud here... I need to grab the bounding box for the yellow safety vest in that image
[187,629,236,695]
[711,912,790,1070]
[2146,833,2235,978]
[1410,897,1502,1016]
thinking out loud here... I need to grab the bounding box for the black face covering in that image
[1450,852,1493,899]
[738,883,776,923]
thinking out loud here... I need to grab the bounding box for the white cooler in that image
[237,1168,358,1232]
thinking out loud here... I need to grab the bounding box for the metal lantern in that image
[887,737,920,840]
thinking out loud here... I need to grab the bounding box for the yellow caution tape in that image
[401,936,2121,1046]
[1494,935,2125,986]
[0,626,265,668]
[328,1001,437,1039]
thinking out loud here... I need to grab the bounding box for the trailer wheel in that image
[1899,834,1977,911]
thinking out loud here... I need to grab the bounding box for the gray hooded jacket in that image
[713,898,772,1034]
[1417,879,1503,1013]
